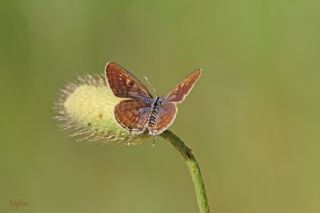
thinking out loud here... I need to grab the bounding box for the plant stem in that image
[161,130,211,213]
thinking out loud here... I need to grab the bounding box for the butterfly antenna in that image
[145,76,159,96]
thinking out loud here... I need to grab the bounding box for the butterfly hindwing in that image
[148,102,177,135]
[166,69,202,103]
[106,62,153,100]
[114,99,152,134]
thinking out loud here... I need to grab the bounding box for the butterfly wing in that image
[105,62,153,100]
[166,69,202,103]
[148,102,177,135]
[114,99,152,134]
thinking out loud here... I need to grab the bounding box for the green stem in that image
[161,130,211,213]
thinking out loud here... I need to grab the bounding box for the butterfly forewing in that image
[106,62,153,100]
[149,102,177,135]
[166,69,202,103]
[114,99,152,133]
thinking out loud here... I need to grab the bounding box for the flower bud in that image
[55,74,149,145]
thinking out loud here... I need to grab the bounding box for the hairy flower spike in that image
[55,74,149,145]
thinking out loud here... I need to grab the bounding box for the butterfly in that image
[105,62,202,136]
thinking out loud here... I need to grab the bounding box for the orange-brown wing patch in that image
[106,62,152,99]
[114,99,151,134]
[166,69,202,103]
[148,102,177,135]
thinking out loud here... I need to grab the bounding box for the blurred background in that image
[1,0,319,212]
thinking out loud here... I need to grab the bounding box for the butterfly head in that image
[153,96,165,107]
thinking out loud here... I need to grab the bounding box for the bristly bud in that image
[54,73,150,145]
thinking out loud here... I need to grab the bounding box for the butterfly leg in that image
[152,135,159,147]
[152,137,155,147]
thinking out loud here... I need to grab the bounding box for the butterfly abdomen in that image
[147,96,162,129]
[148,109,159,128]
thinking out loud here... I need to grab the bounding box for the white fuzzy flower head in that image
[55,74,150,145]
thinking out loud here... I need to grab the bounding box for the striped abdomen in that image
[148,96,162,128]
[148,108,159,128]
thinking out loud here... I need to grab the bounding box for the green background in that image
[1,0,319,212]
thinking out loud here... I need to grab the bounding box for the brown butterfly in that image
[105,62,202,135]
